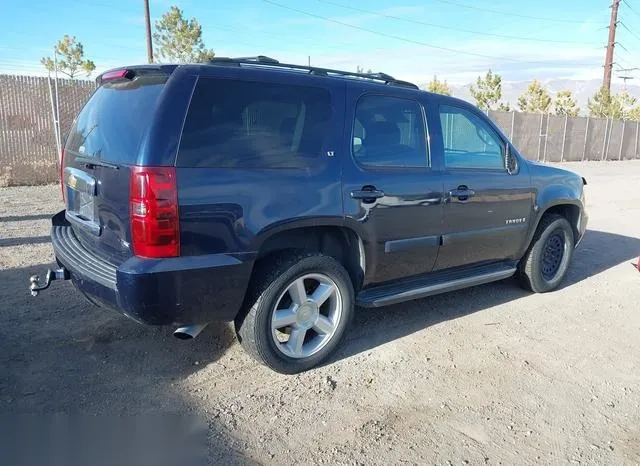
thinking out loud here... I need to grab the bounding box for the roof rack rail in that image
[210,55,280,65]
[207,56,419,90]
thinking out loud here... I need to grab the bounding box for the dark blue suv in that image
[31,56,587,373]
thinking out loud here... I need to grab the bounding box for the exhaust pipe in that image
[173,324,208,340]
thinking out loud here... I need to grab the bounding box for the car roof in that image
[189,56,421,90]
[193,57,478,108]
[100,57,475,109]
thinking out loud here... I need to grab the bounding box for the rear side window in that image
[177,78,332,168]
[65,74,167,165]
[439,105,504,170]
[352,95,429,168]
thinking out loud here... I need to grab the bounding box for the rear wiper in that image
[74,156,120,170]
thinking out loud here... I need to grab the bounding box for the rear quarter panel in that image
[176,167,344,255]
[175,68,347,256]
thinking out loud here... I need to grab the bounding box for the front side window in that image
[352,95,429,168]
[439,105,504,170]
[178,78,332,168]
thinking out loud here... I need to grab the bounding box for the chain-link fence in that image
[1,74,640,186]
[0,74,95,186]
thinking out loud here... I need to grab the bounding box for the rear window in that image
[65,74,167,165]
[177,78,332,168]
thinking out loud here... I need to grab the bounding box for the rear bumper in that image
[51,211,254,325]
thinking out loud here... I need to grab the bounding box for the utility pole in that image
[144,0,154,63]
[603,0,620,92]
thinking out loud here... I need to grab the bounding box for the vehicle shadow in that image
[330,229,640,364]
[561,229,640,287]
[0,262,255,465]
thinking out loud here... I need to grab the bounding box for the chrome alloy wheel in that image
[270,273,343,359]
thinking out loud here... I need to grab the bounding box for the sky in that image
[1,0,639,87]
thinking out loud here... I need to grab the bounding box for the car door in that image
[342,86,444,285]
[434,103,533,271]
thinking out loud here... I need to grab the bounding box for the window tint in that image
[65,74,167,164]
[178,78,332,168]
[352,95,429,168]
[439,105,504,170]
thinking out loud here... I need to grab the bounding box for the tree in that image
[588,87,620,118]
[153,6,215,63]
[356,65,373,74]
[40,35,96,79]
[627,105,640,121]
[498,102,511,112]
[426,75,451,96]
[517,80,551,114]
[554,90,579,117]
[588,87,637,119]
[619,91,638,119]
[470,70,503,110]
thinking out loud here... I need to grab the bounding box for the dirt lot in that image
[1,161,639,465]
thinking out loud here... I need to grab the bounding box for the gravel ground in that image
[1,161,640,465]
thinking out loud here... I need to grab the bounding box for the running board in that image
[357,262,517,308]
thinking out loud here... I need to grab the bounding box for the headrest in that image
[363,121,401,146]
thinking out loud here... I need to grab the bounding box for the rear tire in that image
[517,214,574,293]
[235,252,354,374]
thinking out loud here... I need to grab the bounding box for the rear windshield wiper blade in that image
[73,155,120,170]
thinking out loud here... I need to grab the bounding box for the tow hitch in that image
[29,268,70,296]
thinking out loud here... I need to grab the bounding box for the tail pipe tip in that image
[173,324,208,340]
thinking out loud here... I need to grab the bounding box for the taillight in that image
[60,148,65,202]
[130,166,180,258]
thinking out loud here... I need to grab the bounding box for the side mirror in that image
[505,144,518,175]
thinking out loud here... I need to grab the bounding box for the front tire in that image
[517,214,574,293]
[235,252,354,374]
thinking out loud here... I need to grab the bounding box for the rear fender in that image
[252,217,373,288]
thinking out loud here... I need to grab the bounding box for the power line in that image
[615,41,637,58]
[615,54,634,68]
[67,0,138,15]
[315,0,600,45]
[261,0,601,65]
[623,0,640,17]
[204,21,599,74]
[206,23,372,54]
[0,62,45,70]
[0,33,146,55]
[616,41,630,53]
[619,21,640,42]
[430,0,608,24]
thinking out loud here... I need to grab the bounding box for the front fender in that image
[516,160,586,253]
[536,184,583,214]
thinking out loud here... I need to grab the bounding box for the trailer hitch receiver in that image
[29,268,70,296]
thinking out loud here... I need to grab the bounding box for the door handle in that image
[449,185,475,202]
[351,187,385,202]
